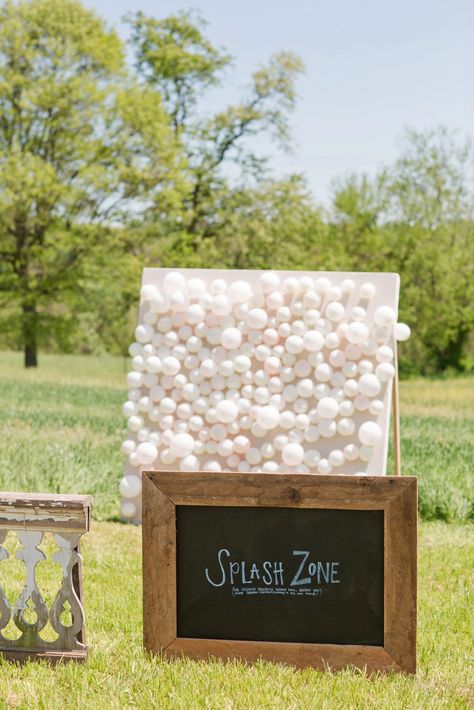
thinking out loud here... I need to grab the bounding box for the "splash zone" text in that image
[205,549,341,588]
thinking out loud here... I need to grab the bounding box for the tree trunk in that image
[22,302,38,368]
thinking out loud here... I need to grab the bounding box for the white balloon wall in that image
[120,269,410,522]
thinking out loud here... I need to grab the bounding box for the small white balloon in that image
[329,449,345,467]
[203,460,222,472]
[376,346,394,363]
[351,306,367,321]
[343,444,359,462]
[337,418,355,436]
[375,362,395,381]
[136,442,158,465]
[248,308,268,329]
[319,420,337,438]
[215,400,238,423]
[317,458,332,474]
[221,327,242,349]
[228,280,252,303]
[162,356,180,376]
[346,322,369,344]
[285,335,304,354]
[358,373,381,397]
[121,439,136,456]
[325,301,345,322]
[354,394,370,411]
[135,324,154,344]
[315,363,332,382]
[282,443,304,466]
[360,282,375,299]
[394,322,411,341]
[128,415,144,432]
[163,271,186,294]
[315,277,331,294]
[374,305,396,327]
[120,475,142,498]
[256,405,280,430]
[170,433,194,458]
[303,330,325,352]
[121,501,137,519]
[369,399,384,416]
[279,411,296,430]
[358,421,382,446]
[341,278,355,294]
[317,397,339,419]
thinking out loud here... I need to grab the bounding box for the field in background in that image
[0,351,472,707]
[0,351,472,522]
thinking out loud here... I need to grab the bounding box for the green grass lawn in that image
[0,351,472,708]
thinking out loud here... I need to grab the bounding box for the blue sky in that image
[86,0,473,203]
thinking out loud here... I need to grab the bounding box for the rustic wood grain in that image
[144,471,411,509]
[384,477,418,673]
[142,472,176,654]
[164,638,402,673]
[142,471,417,674]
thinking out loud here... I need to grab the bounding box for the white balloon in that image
[170,433,195,458]
[369,399,384,416]
[228,280,252,303]
[376,346,394,363]
[374,305,396,327]
[358,421,382,445]
[136,442,158,465]
[285,335,303,354]
[319,420,337,438]
[360,282,375,299]
[337,418,355,436]
[185,277,206,299]
[282,443,304,466]
[162,356,180,376]
[315,363,332,382]
[329,449,345,467]
[394,322,411,341]
[344,443,359,461]
[260,272,280,293]
[358,373,381,397]
[120,475,142,498]
[256,405,280,430]
[221,327,242,349]
[346,322,369,344]
[121,501,137,519]
[248,308,268,329]
[163,271,186,294]
[303,330,325,352]
[325,301,345,322]
[317,397,339,419]
[128,415,144,432]
[216,400,238,423]
[376,362,395,381]
[317,458,332,474]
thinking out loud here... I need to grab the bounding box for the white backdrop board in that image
[120,269,401,523]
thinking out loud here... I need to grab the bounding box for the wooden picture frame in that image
[142,471,417,674]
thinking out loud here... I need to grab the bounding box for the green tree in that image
[329,128,474,373]
[0,0,180,366]
[128,10,305,249]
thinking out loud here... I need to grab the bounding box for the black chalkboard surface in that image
[177,506,384,646]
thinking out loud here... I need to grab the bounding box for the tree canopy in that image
[0,0,472,374]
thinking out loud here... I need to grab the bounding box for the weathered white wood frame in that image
[0,492,92,664]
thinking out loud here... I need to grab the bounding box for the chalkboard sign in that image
[177,507,383,645]
[143,472,417,674]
